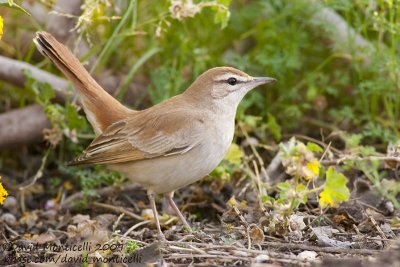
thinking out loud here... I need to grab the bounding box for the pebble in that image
[254,254,270,263]
[1,213,17,225]
[3,196,17,210]
[297,250,318,261]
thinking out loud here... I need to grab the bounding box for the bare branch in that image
[0,105,50,148]
[312,5,371,53]
[0,55,70,102]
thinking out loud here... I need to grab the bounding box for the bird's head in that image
[184,67,276,108]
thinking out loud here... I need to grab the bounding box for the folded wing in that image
[68,108,205,165]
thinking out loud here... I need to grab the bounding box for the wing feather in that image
[68,108,205,166]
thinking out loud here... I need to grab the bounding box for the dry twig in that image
[61,183,141,208]
[91,201,144,221]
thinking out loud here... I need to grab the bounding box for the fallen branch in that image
[0,55,70,102]
[168,240,378,257]
[0,56,69,149]
[0,55,147,148]
[91,201,145,221]
[0,104,50,148]
[161,239,380,265]
[311,2,372,54]
[262,240,378,255]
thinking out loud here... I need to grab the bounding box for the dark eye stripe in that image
[215,79,243,84]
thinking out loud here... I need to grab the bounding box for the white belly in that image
[110,119,234,194]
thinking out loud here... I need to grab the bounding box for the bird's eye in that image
[227,77,237,86]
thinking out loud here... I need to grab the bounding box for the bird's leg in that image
[147,190,165,240]
[165,191,192,233]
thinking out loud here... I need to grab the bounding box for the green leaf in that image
[277,182,308,212]
[261,195,275,205]
[277,182,291,200]
[358,146,377,156]
[210,164,233,179]
[267,113,281,141]
[65,104,86,131]
[224,143,243,165]
[295,184,308,203]
[37,83,56,105]
[213,0,232,29]
[24,69,56,106]
[216,0,232,5]
[306,142,323,153]
[306,85,318,101]
[319,167,350,207]
[344,134,362,149]
[279,137,296,155]
[214,9,230,29]
[126,240,141,253]
[0,0,30,15]
[243,115,262,128]
[44,104,64,126]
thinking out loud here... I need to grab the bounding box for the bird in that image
[33,31,276,239]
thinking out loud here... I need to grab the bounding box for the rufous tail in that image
[34,32,131,134]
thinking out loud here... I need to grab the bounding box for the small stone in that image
[287,230,303,242]
[289,214,306,231]
[1,213,17,225]
[45,199,57,210]
[3,196,17,210]
[384,201,394,214]
[42,209,57,220]
[297,250,318,261]
[254,254,270,263]
[141,209,154,219]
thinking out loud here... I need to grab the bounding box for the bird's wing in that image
[68,108,205,165]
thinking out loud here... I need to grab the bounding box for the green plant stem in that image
[116,46,161,100]
[90,0,137,73]
[306,185,325,195]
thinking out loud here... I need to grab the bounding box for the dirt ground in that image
[1,169,399,266]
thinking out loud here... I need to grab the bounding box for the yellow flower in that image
[319,190,335,207]
[0,15,3,40]
[0,176,9,205]
[305,160,320,180]
[228,196,237,207]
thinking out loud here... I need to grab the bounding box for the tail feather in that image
[34,32,131,134]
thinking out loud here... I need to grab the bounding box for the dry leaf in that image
[249,224,264,245]
[71,214,90,224]
[31,232,57,244]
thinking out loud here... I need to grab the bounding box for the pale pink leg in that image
[147,190,166,240]
[165,191,192,233]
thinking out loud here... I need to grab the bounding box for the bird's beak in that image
[252,77,277,86]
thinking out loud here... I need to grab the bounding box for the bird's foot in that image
[157,232,167,242]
